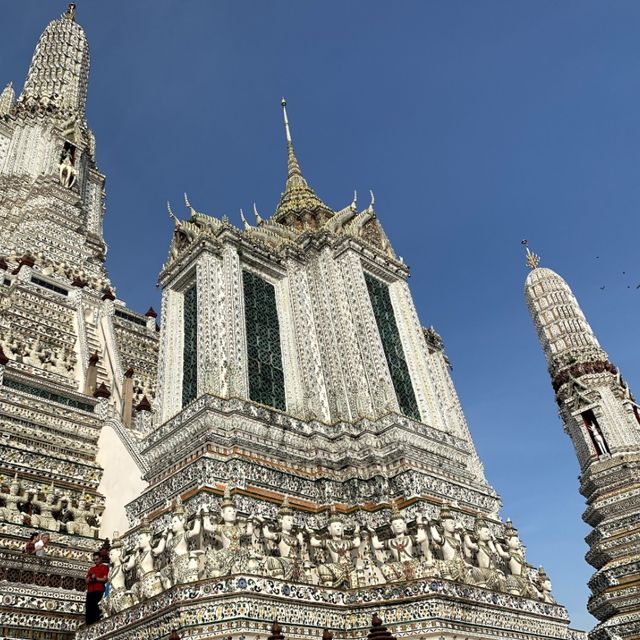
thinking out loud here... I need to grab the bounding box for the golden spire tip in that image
[525,246,540,270]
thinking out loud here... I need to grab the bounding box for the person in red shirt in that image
[85,552,109,624]
[23,533,37,554]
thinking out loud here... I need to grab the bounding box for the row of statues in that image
[0,475,100,537]
[104,490,554,616]
[16,91,62,115]
[0,329,77,375]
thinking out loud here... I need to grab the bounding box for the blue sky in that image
[4,1,640,630]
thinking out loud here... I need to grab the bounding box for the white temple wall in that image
[96,418,147,535]
[2,122,54,178]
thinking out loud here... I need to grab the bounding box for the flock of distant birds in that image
[520,239,639,291]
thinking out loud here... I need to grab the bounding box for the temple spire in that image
[524,263,604,378]
[281,98,305,185]
[274,99,332,225]
[20,4,90,116]
[0,82,14,116]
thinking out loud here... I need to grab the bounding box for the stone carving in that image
[201,487,255,578]
[33,483,61,532]
[309,506,361,588]
[101,495,556,621]
[105,533,134,614]
[58,148,77,189]
[0,474,25,524]
[261,496,305,581]
[537,567,555,604]
[67,493,98,537]
[464,516,506,591]
[587,422,610,457]
[126,518,164,602]
[158,497,202,587]
[370,504,431,582]
[496,520,538,598]
[429,503,468,582]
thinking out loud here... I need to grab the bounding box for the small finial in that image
[525,246,540,270]
[366,189,375,213]
[64,3,77,21]
[281,98,292,144]
[351,190,357,209]
[253,203,264,225]
[184,192,197,217]
[240,209,251,230]
[167,201,180,226]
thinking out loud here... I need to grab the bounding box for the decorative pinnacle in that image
[167,201,180,226]
[253,203,264,225]
[64,3,77,21]
[525,247,540,270]
[240,208,251,230]
[279,98,305,183]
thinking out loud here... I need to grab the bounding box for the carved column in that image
[275,271,305,417]
[222,243,248,399]
[286,258,330,422]
[195,251,221,396]
[338,250,392,419]
[156,287,184,422]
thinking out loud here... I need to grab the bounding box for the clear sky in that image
[3,1,640,631]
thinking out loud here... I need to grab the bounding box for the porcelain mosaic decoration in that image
[1,5,636,640]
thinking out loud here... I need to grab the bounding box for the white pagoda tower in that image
[525,248,640,640]
[0,6,158,636]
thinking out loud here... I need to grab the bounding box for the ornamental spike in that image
[240,208,251,230]
[253,203,264,225]
[281,97,292,144]
[525,247,540,270]
[167,201,180,226]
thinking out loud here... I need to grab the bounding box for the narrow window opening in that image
[243,270,285,411]
[364,273,419,420]
[182,285,198,407]
[582,409,609,456]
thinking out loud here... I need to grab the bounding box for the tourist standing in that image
[34,533,50,557]
[23,533,37,554]
[85,552,108,624]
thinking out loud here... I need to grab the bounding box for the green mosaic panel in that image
[2,377,94,412]
[364,273,420,420]
[243,270,285,411]
[182,284,198,407]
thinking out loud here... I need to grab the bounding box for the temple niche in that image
[525,251,640,640]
